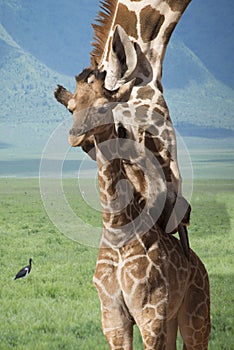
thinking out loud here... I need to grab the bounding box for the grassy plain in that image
[0,178,233,349]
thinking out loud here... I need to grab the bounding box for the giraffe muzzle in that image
[68,128,86,147]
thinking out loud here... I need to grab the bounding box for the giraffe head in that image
[54,25,140,156]
[60,70,134,155]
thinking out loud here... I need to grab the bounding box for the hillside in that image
[0,0,233,89]
[164,38,234,131]
[0,25,74,155]
[0,0,98,77]
[0,16,233,157]
[175,0,234,89]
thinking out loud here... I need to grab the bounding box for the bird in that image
[14,258,33,280]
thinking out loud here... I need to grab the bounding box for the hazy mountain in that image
[0,0,98,77]
[0,24,74,155]
[164,38,234,131]
[175,0,234,89]
[0,0,233,88]
[0,0,233,157]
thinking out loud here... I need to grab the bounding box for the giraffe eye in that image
[117,124,127,139]
[98,104,109,114]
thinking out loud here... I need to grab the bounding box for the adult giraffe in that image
[58,0,194,257]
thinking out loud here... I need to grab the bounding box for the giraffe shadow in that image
[208,273,233,347]
[190,195,231,237]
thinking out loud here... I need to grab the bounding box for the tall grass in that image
[0,178,233,349]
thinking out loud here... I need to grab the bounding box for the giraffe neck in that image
[94,126,167,248]
[92,0,191,88]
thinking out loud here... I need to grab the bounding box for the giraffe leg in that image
[134,312,167,350]
[101,306,134,350]
[93,249,134,349]
[178,301,210,349]
[166,318,178,350]
[177,265,211,350]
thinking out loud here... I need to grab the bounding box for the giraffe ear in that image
[105,25,137,90]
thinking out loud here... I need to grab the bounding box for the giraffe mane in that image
[91,0,118,65]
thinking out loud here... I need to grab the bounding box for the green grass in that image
[0,178,233,349]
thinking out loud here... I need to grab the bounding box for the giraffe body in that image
[90,119,210,349]
[94,231,210,350]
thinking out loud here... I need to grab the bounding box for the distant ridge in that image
[176,124,234,139]
[0,0,232,88]
[0,22,20,49]
[0,7,233,156]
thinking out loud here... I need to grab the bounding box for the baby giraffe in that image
[54,67,210,350]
